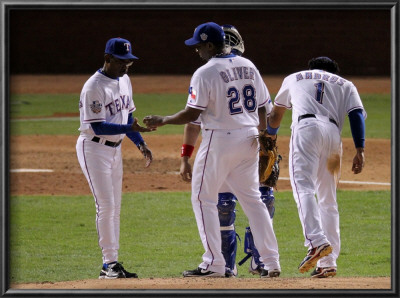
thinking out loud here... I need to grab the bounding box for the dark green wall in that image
[9,8,390,76]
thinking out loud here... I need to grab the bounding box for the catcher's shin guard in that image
[218,192,237,272]
[260,186,275,219]
[238,227,263,274]
[221,230,237,272]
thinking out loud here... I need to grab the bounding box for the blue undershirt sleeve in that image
[90,114,145,148]
[348,109,365,148]
[91,121,132,135]
[126,113,145,148]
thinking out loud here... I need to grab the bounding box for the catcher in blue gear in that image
[221,24,280,276]
[179,24,280,277]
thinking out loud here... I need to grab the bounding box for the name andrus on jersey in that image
[296,71,346,86]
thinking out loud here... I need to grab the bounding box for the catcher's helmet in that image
[222,24,245,56]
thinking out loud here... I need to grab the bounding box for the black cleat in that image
[183,267,225,277]
[99,262,138,279]
[260,268,281,278]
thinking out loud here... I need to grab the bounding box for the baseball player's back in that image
[275,70,365,131]
[143,22,280,278]
[268,56,366,278]
[187,55,270,130]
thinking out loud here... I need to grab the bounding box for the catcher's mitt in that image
[258,131,282,187]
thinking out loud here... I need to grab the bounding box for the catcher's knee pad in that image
[217,192,237,227]
[260,186,275,219]
[221,230,238,271]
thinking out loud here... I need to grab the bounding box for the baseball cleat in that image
[249,266,262,275]
[183,267,225,278]
[248,257,262,275]
[311,267,337,278]
[225,265,238,278]
[298,243,333,273]
[99,262,138,279]
[260,268,281,278]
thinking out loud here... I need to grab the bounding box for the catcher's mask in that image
[222,24,245,56]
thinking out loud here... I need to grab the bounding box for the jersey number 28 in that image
[227,85,257,115]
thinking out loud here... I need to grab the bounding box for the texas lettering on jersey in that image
[105,95,131,115]
[79,94,131,116]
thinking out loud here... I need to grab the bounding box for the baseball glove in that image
[258,131,282,187]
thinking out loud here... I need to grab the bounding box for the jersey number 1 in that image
[314,82,325,104]
[227,85,257,115]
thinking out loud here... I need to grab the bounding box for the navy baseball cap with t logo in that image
[105,37,138,59]
[185,22,225,46]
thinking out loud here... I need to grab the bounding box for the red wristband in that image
[181,144,195,158]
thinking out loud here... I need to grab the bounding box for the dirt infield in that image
[10,276,391,290]
[9,135,391,196]
[10,74,391,95]
[9,75,391,290]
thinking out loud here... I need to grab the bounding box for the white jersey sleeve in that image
[273,76,292,109]
[80,79,107,124]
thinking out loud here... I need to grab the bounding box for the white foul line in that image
[9,170,391,186]
[279,177,390,186]
[10,169,54,173]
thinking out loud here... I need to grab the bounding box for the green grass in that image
[9,93,391,138]
[8,90,392,283]
[10,190,391,283]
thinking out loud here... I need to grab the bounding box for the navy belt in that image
[91,136,122,147]
[298,114,338,128]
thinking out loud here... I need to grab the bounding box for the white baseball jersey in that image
[187,55,280,275]
[186,55,271,129]
[274,69,366,269]
[76,70,136,265]
[274,69,367,131]
[78,70,136,142]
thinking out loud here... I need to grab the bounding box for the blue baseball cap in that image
[185,22,225,46]
[105,37,138,60]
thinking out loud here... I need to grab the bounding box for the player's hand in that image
[143,115,165,128]
[180,157,192,182]
[132,117,156,132]
[139,143,153,168]
[352,147,365,174]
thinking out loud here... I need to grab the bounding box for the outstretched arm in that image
[143,107,202,128]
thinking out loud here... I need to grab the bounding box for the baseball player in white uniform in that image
[76,37,154,279]
[266,57,366,278]
[179,24,277,277]
[143,22,280,278]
